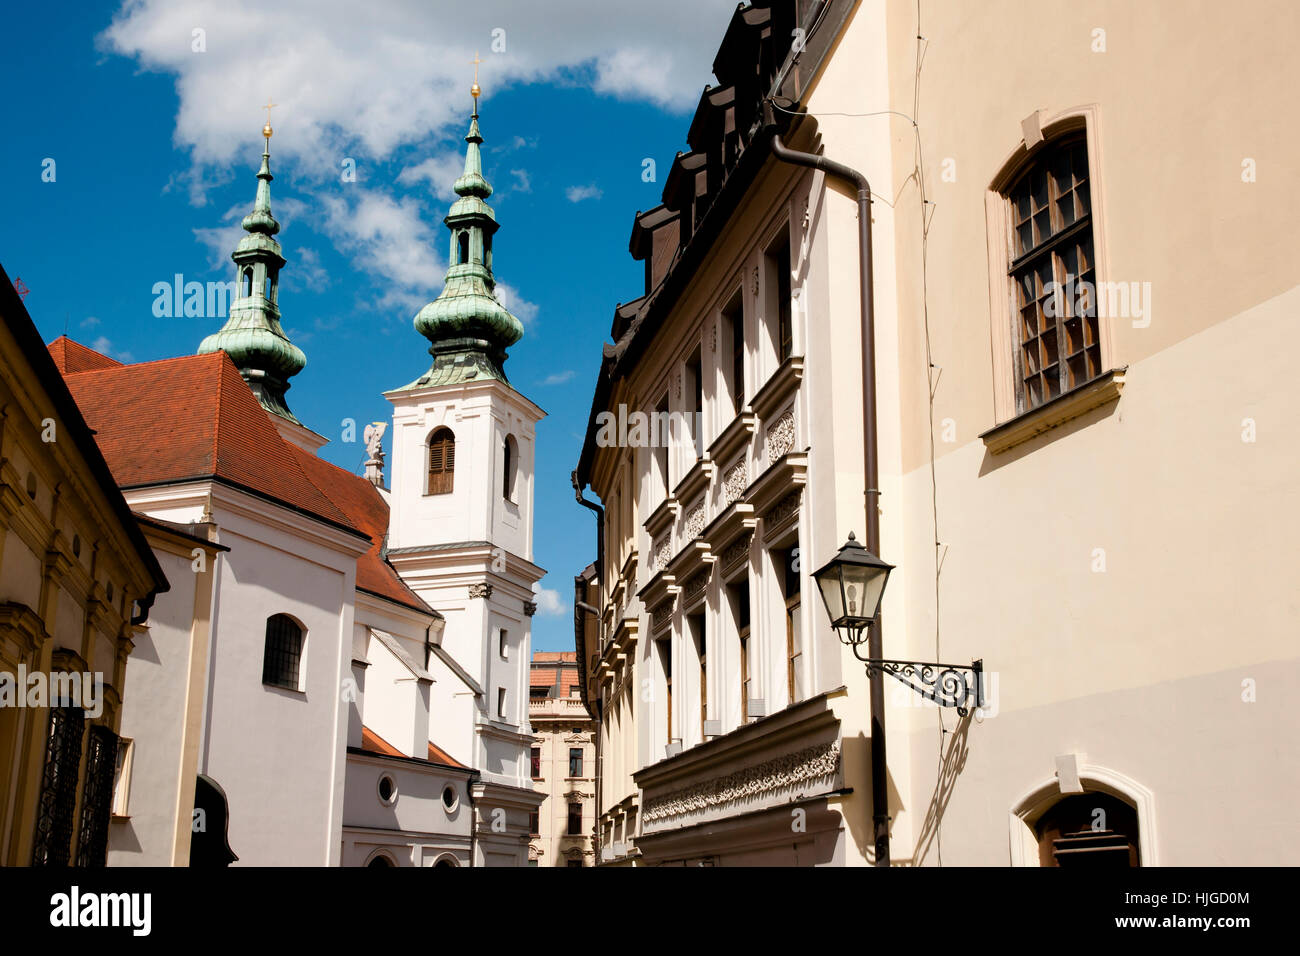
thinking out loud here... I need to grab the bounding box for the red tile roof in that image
[360,726,467,770]
[47,335,123,374]
[530,651,581,696]
[57,346,359,535]
[288,448,432,614]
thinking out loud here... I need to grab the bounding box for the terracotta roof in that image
[530,651,581,697]
[57,345,360,536]
[427,741,465,769]
[288,449,433,615]
[47,335,123,374]
[359,726,467,770]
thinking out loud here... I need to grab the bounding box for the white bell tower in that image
[382,89,545,865]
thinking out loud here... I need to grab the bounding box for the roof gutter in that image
[763,101,890,867]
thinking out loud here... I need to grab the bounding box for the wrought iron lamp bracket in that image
[852,644,984,717]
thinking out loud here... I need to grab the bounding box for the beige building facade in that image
[572,0,1299,866]
[527,652,596,866]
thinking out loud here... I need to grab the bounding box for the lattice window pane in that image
[262,614,304,690]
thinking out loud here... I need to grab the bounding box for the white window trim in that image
[1008,763,1157,866]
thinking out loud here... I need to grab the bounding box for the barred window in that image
[1006,134,1099,412]
[262,614,304,690]
[427,427,455,495]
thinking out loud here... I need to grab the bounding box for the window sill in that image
[980,368,1126,455]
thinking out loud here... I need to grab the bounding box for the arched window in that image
[484,232,493,270]
[502,434,518,501]
[1034,792,1139,867]
[242,268,253,298]
[427,427,455,495]
[261,614,305,690]
[457,231,470,265]
[1003,132,1097,412]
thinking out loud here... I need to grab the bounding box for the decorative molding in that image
[980,368,1126,455]
[650,599,674,633]
[719,533,751,574]
[683,569,709,600]
[652,534,671,572]
[764,408,796,462]
[710,322,717,353]
[722,459,747,505]
[523,600,537,617]
[752,265,759,296]
[468,583,493,600]
[683,499,706,540]
[641,740,841,825]
[762,490,801,530]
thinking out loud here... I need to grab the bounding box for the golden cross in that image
[470,51,482,100]
[262,98,277,125]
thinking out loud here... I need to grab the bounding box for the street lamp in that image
[812,532,892,646]
[813,533,985,717]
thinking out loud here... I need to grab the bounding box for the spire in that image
[197,114,306,423]
[402,83,524,390]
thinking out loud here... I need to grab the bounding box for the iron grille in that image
[75,725,119,867]
[262,614,304,689]
[31,705,85,866]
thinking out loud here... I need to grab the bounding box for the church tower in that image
[383,78,546,865]
[198,120,325,452]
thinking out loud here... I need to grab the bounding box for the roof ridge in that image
[211,351,228,476]
[59,349,207,378]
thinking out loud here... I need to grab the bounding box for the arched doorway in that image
[1034,792,1139,866]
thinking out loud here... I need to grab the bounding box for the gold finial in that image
[470,51,482,102]
[262,98,277,140]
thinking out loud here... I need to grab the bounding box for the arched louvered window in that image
[262,614,305,691]
[457,231,470,265]
[242,268,253,298]
[427,427,455,495]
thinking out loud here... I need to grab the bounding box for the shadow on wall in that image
[907,714,971,866]
[841,730,903,865]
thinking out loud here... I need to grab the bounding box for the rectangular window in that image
[766,228,793,362]
[111,737,133,818]
[497,687,507,720]
[779,546,803,704]
[657,637,673,744]
[1007,135,1098,413]
[654,393,671,494]
[723,289,745,413]
[568,803,583,835]
[688,611,707,740]
[569,747,583,777]
[528,810,540,836]
[530,746,541,778]
[686,348,703,460]
[729,578,751,723]
[261,614,304,691]
[498,629,508,659]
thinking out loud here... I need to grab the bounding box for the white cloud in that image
[565,184,602,203]
[540,370,574,386]
[80,316,100,328]
[192,203,247,271]
[100,0,736,171]
[494,281,539,326]
[91,336,134,363]
[532,584,567,617]
[508,168,531,194]
[396,151,466,200]
[318,187,443,311]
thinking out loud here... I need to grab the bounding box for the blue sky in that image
[0,0,737,650]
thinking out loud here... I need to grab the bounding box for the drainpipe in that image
[571,471,605,578]
[764,102,891,867]
[575,599,603,863]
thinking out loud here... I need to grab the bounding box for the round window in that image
[441,785,458,812]
[377,774,397,805]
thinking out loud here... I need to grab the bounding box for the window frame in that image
[426,427,455,496]
[985,107,1114,426]
[261,613,306,692]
